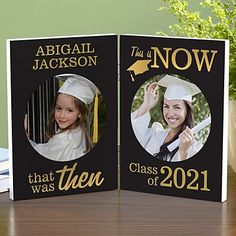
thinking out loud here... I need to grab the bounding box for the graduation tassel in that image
[93,90,99,144]
[130,71,135,82]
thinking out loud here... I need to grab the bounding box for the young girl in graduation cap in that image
[131,75,203,162]
[26,74,99,162]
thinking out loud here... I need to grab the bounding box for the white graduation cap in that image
[157,75,201,103]
[56,74,97,105]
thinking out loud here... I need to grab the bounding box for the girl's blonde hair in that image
[46,93,93,153]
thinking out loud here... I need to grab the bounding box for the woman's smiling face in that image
[162,98,187,131]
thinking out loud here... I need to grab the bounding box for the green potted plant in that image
[157,0,236,171]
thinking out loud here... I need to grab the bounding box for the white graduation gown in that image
[131,111,203,162]
[30,126,87,162]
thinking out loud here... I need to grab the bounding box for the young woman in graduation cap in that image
[25,74,99,162]
[131,75,203,162]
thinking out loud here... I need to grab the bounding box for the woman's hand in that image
[179,127,194,160]
[137,82,159,117]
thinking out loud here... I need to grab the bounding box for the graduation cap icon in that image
[127,59,152,81]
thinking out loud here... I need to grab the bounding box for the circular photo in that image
[131,74,211,162]
[24,73,106,162]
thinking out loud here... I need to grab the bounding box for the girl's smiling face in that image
[163,98,187,131]
[54,93,80,129]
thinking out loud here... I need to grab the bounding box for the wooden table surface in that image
[0,167,236,236]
